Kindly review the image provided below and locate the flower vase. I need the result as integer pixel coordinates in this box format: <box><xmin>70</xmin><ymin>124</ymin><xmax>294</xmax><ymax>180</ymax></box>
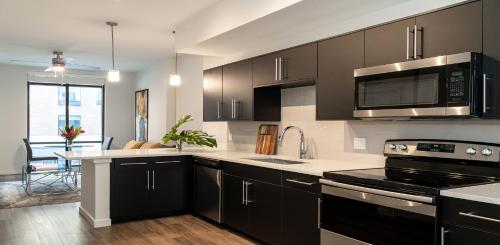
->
<box><xmin>67</xmin><ymin>140</ymin><xmax>73</xmax><ymax>151</ymax></box>
<box><xmin>175</xmin><ymin>141</ymin><xmax>183</xmax><ymax>152</ymax></box>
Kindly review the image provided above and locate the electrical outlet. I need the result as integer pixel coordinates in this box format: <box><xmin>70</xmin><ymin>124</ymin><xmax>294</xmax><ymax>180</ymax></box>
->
<box><xmin>353</xmin><ymin>138</ymin><xmax>366</xmax><ymax>150</ymax></box>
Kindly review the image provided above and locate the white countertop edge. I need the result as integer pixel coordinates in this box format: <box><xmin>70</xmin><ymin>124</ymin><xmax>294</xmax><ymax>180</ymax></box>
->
<box><xmin>54</xmin><ymin>149</ymin><xmax>384</xmax><ymax>177</ymax></box>
<box><xmin>440</xmin><ymin>183</ymin><xmax>500</xmax><ymax>206</ymax></box>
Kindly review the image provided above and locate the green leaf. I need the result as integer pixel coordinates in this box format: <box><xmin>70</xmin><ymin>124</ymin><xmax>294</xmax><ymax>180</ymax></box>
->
<box><xmin>162</xmin><ymin>115</ymin><xmax>217</xmax><ymax>148</ymax></box>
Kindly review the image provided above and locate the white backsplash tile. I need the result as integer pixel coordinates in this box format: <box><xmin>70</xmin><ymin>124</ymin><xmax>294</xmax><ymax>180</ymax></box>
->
<box><xmin>203</xmin><ymin>85</ymin><xmax>500</xmax><ymax>165</ymax></box>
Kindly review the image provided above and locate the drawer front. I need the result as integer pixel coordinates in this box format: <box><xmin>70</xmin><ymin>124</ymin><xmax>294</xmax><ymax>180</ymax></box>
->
<box><xmin>282</xmin><ymin>171</ymin><xmax>320</xmax><ymax>193</ymax></box>
<box><xmin>442</xmin><ymin>224</ymin><xmax>500</xmax><ymax>245</ymax></box>
<box><xmin>223</xmin><ymin>161</ymin><xmax>282</xmax><ymax>185</ymax></box>
<box><xmin>441</xmin><ymin>197</ymin><xmax>500</xmax><ymax>234</ymax></box>
<box><xmin>193</xmin><ymin>156</ymin><xmax>221</xmax><ymax>168</ymax></box>
<box><xmin>113</xmin><ymin>157</ymin><xmax>150</xmax><ymax>170</ymax></box>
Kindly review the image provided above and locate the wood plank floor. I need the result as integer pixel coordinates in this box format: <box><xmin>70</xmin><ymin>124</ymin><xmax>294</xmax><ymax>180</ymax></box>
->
<box><xmin>0</xmin><ymin>203</ymin><xmax>256</xmax><ymax>245</ymax></box>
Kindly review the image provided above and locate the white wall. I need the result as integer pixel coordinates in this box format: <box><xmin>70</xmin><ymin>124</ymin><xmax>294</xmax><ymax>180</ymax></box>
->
<box><xmin>0</xmin><ymin>63</ymin><xmax>137</xmax><ymax>175</ymax></box>
<box><xmin>175</xmin><ymin>54</ymin><xmax>204</xmax><ymax>130</ymax></box>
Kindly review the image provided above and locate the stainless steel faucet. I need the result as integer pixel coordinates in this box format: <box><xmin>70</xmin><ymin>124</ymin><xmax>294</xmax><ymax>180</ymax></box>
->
<box><xmin>278</xmin><ymin>126</ymin><xmax>307</xmax><ymax>159</ymax></box>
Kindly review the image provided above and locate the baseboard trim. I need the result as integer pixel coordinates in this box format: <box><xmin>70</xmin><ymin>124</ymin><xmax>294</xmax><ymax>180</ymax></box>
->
<box><xmin>79</xmin><ymin>206</ymin><xmax>111</xmax><ymax>228</ymax></box>
<box><xmin>0</xmin><ymin>170</ymin><xmax>21</xmax><ymax>175</ymax></box>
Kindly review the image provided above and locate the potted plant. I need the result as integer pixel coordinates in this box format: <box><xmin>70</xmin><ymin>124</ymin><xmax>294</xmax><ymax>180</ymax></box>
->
<box><xmin>60</xmin><ymin>125</ymin><xmax>85</xmax><ymax>150</ymax></box>
<box><xmin>162</xmin><ymin>115</ymin><xmax>217</xmax><ymax>151</ymax></box>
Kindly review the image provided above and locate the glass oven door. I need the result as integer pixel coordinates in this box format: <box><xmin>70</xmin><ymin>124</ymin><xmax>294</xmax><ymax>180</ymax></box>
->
<box><xmin>321</xmin><ymin>183</ymin><xmax>437</xmax><ymax>245</ymax></box>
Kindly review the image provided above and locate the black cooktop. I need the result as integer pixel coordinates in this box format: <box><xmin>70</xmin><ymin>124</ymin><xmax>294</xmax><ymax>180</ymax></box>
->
<box><xmin>323</xmin><ymin>167</ymin><xmax>497</xmax><ymax>197</ymax></box>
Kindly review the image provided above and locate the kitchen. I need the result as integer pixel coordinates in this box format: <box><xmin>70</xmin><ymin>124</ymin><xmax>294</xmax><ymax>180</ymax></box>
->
<box><xmin>1</xmin><ymin>0</ymin><xmax>500</xmax><ymax>244</ymax></box>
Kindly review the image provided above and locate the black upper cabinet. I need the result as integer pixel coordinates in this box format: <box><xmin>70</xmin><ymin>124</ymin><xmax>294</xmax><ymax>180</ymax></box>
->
<box><xmin>281</xmin><ymin>43</ymin><xmax>317</xmax><ymax>84</ymax></box>
<box><xmin>247</xmin><ymin>181</ymin><xmax>283</xmax><ymax>245</ymax></box>
<box><xmin>253</xmin><ymin>53</ymin><xmax>280</xmax><ymax>87</ymax></box>
<box><xmin>222</xmin><ymin>60</ymin><xmax>253</xmax><ymax>121</ymax></box>
<box><xmin>283</xmin><ymin>187</ymin><xmax>320</xmax><ymax>245</ymax></box>
<box><xmin>317</xmin><ymin>31</ymin><xmax>364</xmax><ymax>120</ymax></box>
<box><xmin>415</xmin><ymin>1</ymin><xmax>482</xmax><ymax>58</ymax></box>
<box><xmin>252</xmin><ymin>43</ymin><xmax>317</xmax><ymax>87</ymax></box>
<box><xmin>203</xmin><ymin>67</ymin><xmax>223</xmax><ymax>121</ymax></box>
<box><xmin>222</xmin><ymin>174</ymin><xmax>249</xmax><ymax>232</ymax></box>
<box><xmin>365</xmin><ymin>18</ymin><xmax>415</xmax><ymax>67</ymax></box>
<box><xmin>483</xmin><ymin>0</ymin><xmax>500</xmax><ymax>118</ymax></box>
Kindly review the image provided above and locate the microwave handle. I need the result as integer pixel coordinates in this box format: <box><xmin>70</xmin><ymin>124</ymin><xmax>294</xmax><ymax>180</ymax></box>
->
<box><xmin>483</xmin><ymin>74</ymin><xmax>491</xmax><ymax>113</ymax></box>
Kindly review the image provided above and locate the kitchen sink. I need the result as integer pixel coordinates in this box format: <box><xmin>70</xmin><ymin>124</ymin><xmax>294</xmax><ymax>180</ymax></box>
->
<box><xmin>244</xmin><ymin>157</ymin><xmax>304</xmax><ymax>165</ymax></box>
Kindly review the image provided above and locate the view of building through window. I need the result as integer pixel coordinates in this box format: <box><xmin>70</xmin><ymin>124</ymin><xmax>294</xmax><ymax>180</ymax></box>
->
<box><xmin>28</xmin><ymin>83</ymin><xmax>104</xmax><ymax>155</ymax></box>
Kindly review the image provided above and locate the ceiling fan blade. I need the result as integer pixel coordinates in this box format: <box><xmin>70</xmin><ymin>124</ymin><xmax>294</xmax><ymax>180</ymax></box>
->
<box><xmin>66</xmin><ymin>63</ymin><xmax>101</xmax><ymax>70</ymax></box>
<box><xmin>45</xmin><ymin>66</ymin><xmax>53</xmax><ymax>72</ymax></box>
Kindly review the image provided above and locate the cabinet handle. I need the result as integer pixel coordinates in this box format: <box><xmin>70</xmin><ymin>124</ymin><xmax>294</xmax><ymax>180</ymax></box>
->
<box><xmin>275</xmin><ymin>57</ymin><xmax>279</xmax><ymax>81</ymax></box>
<box><xmin>278</xmin><ymin>57</ymin><xmax>283</xmax><ymax>80</ymax></box>
<box><xmin>483</xmin><ymin>74</ymin><xmax>491</xmax><ymax>113</ymax></box>
<box><xmin>147</xmin><ymin>170</ymin><xmax>150</xmax><ymax>191</ymax></box>
<box><xmin>286</xmin><ymin>178</ymin><xmax>315</xmax><ymax>186</ymax></box>
<box><xmin>441</xmin><ymin>227</ymin><xmax>449</xmax><ymax>245</ymax></box>
<box><xmin>120</xmin><ymin>162</ymin><xmax>147</xmax><ymax>166</ymax></box>
<box><xmin>154</xmin><ymin>160</ymin><xmax>181</xmax><ymax>164</ymax></box>
<box><xmin>413</xmin><ymin>25</ymin><xmax>422</xmax><ymax>59</ymax></box>
<box><xmin>459</xmin><ymin>212</ymin><xmax>500</xmax><ymax>224</ymax></box>
<box><xmin>231</xmin><ymin>99</ymin><xmax>235</xmax><ymax>119</ymax></box>
<box><xmin>216</xmin><ymin>171</ymin><xmax>221</xmax><ymax>187</ymax></box>
<box><xmin>245</xmin><ymin>181</ymin><xmax>253</xmax><ymax>204</ymax></box>
<box><xmin>152</xmin><ymin>170</ymin><xmax>155</xmax><ymax>190</ymax></box>
<box><xmin>317</xmin><ymin>197</ymin><xmax>321</xmax><ymax>229</ymax></box>
<box><xmin>217</xmin><ymin>101</ymin><xmax>222</xmax><ymax>119</ymax></box>
<box><xmin>406</xmin><ymin>26</ymin><xmax>410</xmax><ymax>60</ymax></box>
<box><xmin>242</xmin><ymin>180</ymin><xmax>246</xmax><ymax>205</ymax></box>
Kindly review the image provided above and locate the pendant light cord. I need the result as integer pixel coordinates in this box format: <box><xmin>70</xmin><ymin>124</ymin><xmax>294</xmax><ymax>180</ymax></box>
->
<box><xmin>111</xmin><ymin>24</ymin><xmax>115</xmax><ymax>70</ymax></box>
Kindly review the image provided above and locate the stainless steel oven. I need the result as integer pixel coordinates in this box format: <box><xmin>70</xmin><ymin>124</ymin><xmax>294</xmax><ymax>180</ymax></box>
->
<box><xmin>353</xmin><ymin>52</ymin><xmax>482</xmax><ymax>119</ymax></box>
<box><xmin>319</xmin><ymin>179</ymin><xmax>437</xmax><ymax>245</ymax></box>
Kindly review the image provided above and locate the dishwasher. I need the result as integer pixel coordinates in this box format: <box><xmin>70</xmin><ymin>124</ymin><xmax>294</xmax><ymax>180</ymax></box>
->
<box><xmin>193</xmin><ymin>157</ymin><xmax>222</xmax><ymax>223</ymax></box>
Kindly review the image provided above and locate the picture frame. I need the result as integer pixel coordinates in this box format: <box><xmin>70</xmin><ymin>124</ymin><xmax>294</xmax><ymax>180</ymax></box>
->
<box><xmin>135</xmin><ymin>89</ymin><xmax>148</xmax><ymax>141</ymax></box>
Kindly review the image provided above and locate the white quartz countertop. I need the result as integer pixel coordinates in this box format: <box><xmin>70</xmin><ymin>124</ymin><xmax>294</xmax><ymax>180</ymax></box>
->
<box><xmin>55</xmin><ymin>148</ymin><xmax>384</xmax><ymax>176</ymax></box>
<box><xmin>441</xmin><ymin>183</ymin><xmax>500</xmax><ymax>205</ymax></box>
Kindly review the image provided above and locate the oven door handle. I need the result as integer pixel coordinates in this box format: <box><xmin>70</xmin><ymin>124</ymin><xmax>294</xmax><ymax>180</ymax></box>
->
<box><xmin>319</xmin><ymin>179</ymin><xmax>435</xmax><ymax>204</ymax></box>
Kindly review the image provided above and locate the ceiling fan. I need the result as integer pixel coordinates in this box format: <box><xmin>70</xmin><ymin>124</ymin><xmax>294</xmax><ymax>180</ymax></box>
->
<box><xmin>9</xmin><ymin>51</ymin><xmax>101</xmax><ymax>71</ymax></box>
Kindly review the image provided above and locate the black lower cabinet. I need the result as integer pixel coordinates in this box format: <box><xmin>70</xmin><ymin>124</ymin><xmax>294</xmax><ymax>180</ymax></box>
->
<box><xmin>110</xmin><ymin>158</ymin><xmax>150</xmax><ymax>219</ymax></box>
<box><xmin>223</xmin><ymin>174</ymin><xmax>249</xmax><ymax>232</ymax></box>
<box><xmin>442</xmin><ymin>224</ymin><xmax>500</xmax><ymax>245</ymax></box>
<box><xmin>110</xmin><ymin>156</ymin><xmax>192</xmax><ymax>221</ymax></box>
<box><xmin>283</xmin><ymin>187</ymin><xmax>320</xmax><ymax>245</ymax></box>
<box><xmin>149</xmin><ymin>158</ymin><xmax>192</xmax><ymax>215</ymax></box>
<box><xmin>247</xmin><ymin>181</ymin><xmax>283</xmax><ymax>245</ymax></box>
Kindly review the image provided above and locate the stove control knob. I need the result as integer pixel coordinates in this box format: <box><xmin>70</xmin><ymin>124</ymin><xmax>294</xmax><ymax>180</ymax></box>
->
<box><xmin>399</xmin><ymin>144</ymin><xmax>408</xmax><ymax>151</ymax></box>
<box><xmin>481</xmin><ymin>148</ymin><xmax>493</xmax><ymax>157</ymax></box>
<box><xmin>465</xmin><ymin>147</ymin><xmax>477</xmax><ymax>155</ymax></box>
<box><xmin>388</xmin><ymin>144</ymin><xmax>397</xmax><ymax>150</ymax></box>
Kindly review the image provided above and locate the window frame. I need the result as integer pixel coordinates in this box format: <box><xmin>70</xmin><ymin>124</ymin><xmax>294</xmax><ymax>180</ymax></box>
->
<box><xmin>27</xmin><ymin>82</ymin><xmax>105</xmax><ymax>148</ymax></box>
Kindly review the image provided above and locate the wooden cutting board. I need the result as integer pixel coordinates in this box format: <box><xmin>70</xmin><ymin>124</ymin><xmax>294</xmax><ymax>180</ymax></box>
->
<box><xmin>255</xmin><ymin>124</ymin><xmax>279</xmax><ymax>155</ymax></box>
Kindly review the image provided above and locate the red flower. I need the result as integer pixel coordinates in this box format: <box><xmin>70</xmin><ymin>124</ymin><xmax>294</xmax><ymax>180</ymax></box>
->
<box><xmin>80</xmin><ymin>130</ymin><xmax>86</xmax><ymax>134</ymax></box>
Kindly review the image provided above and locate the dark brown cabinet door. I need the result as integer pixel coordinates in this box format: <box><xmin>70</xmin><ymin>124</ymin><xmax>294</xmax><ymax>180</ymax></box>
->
<box><xmin>149</xmin><ymin>158</ymin><xmax>191</xmax><ymax>215</ymax></box>
<box><xmin>203</xmin><ymin>67</ymin><xmax>223</xmax><ymax>121</ymax></box>
<box><xmin>317</xmin><ymin>31</ymin><xmax>364</xmax><ymax>120</ymax></box>
<box><xmin>222</xmin><ymin>174</ymin><xmax>249</xmax><ymax>233</ymax></box>
<box><xmin>283</xmin><ymin>188</ymin><xmax>320</xmax><ymax>245</ymax></box>
<box><xmin>365</xmin><ymin>18</ymin><xmax>415</xmax><ymax>67</ymax></box>
<box><xmin>247</xmin><ymin>180</ymin><xmax>282</xmax><ymax>245</ymax></box>
<box><xmin>416</xmin><ymin>1</ymin><xmax>482</xmax><ymax>58</ymax></box>
<box><xmin>222</xmin><ymin>60</ymin><xmax>253</xmax><ymax>120</ymax></box>
<box><xmin>442</xmin><ymin>224</ymin><xmax>500</xmax><ymax>245</ymax></box>
<box><xmin>483</xmin><ymin>0</ymin><xmax>500</xmax><ymax>118</ymax></box>
<box><xmin>253</xmin><ymin>53</ymin><xmax>280</xmax><ymax>87</ymax></box>
<box><xmin>110</xmin><ymin>158</ymin><xmax>150</xmax><ymax>219</ymax></box>
<box><xmin>281</xmin><ymin>43</ymin><xmax>317</xmax><ymax>83</ymax></box>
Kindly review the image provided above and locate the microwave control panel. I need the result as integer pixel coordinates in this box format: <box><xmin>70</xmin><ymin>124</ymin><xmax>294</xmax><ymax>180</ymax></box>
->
<box><xmin>448</xmin><ymin>71</ymin><xmax>466</xmax><ymax>101</ymax></box>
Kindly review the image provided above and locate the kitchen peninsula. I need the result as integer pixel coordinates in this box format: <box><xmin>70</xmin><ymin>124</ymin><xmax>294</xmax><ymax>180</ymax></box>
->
<box><xmin>55</xmin><ymin>148</ymin><xmax>383</xmax><ymax>228</ymax></box>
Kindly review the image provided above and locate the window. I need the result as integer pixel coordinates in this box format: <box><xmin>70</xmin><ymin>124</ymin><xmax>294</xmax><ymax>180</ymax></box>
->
<box><xmin>58</xmin><ymin>87</ymin><xmax>81</xmax><ymax>106</ymax></box>
<box><xmin>29</xmin><ymin>83</ymin><xmax>104</xmax><ymax>148</ymax></box>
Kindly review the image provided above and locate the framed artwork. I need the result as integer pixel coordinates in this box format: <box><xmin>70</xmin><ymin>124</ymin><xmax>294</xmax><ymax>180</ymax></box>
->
<box><xmin>135</xmin><ymin>89</ymin><xmax>148</xmax><ymax>141</ymax></box>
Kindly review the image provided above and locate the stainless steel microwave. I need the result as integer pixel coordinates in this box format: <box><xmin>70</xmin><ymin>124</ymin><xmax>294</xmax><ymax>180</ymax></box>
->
<box><xmin>353</xmin><ymin>52</ymin><xmax>483</xmax><ymax>119</ymax></box>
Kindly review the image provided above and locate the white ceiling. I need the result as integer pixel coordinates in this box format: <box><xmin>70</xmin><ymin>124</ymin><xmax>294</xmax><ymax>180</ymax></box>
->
<box><xmin>0</xmin><ymin>0</ymin><xmax>219</xmax><ymax>71</ymax></box>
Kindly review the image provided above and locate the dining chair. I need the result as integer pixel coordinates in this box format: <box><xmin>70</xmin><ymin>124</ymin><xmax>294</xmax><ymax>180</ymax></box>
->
<box><xmin>22</xmin><ymin>138</ymin><xmax>68</xmax><ymax>195</ymax></box>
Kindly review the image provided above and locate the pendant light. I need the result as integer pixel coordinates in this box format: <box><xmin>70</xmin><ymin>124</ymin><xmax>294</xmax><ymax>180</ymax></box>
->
<box><xmin>169</xmin><ymin>53</ymin><xmax>181</xmax><ymax>86</ymax></box>
<box><xmin>106</xmin><ymin>21</ymin><xmax>120</xmax><ymax>82</ymax></box>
